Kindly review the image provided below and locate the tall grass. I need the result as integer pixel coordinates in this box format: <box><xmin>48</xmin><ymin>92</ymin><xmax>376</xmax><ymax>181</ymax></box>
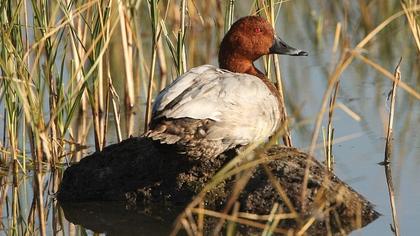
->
<box><xmin>0</xmin><ymin>0</ymin><xmax>419</xmax><ymax>235</ymax></box>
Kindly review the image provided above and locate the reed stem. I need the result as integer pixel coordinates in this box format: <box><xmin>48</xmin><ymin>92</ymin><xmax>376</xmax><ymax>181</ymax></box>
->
<box><xmin>144</xmin><ymin>0</ymin><xmax>160</xmax><ymax>131</ymax></box>
<box><xmin>267</xmin><ymin>0</ymin><xmax>293</xmax><ymax>147</ymax></box>
<box><xmin>383</xmin><ymin>58</ymin><xmax>402</xmax><ymax>164</ymax></box>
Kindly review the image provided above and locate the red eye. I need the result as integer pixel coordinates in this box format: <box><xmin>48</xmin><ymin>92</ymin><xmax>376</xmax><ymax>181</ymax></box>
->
<box><xmin>254</xmin><ymin>27</ymin><xmax>262</xmax><ymax>33</ymax></box>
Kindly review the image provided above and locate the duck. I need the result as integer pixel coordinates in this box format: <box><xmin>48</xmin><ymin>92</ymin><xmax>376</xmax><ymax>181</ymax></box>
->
<box><xmin>145</xmin><ymin>16</ymin><xmax>307</xmax><ymax>159</ymax></box>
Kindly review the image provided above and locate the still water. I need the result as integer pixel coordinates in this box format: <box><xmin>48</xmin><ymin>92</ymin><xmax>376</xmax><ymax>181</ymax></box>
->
<box><xmin>1</xmin><ymin>1</ymin><xmax>419</xmax><ymax>235</ymax></box>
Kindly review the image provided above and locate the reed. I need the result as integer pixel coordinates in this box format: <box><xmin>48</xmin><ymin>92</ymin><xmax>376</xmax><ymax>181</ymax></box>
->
<box><xmin>267</xmin><ymin>0</ymin><xmax>293</xmax><ymax>147</ymax></box>
<box><xmin>381</xmin><ymin>58</ymin><xmax>402</xmax><ymax>236</ymax></box>
<box><xmin>144</xmin><ymin>0</ymin><xmax>160</xmax><ymax>131</ymax></box>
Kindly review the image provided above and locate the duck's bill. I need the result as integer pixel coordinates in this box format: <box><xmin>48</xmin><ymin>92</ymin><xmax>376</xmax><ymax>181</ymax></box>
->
<box><xmin>269</xmin><ymin>35</ymin><xmax>308</xmax><ymax>56</ymax></box>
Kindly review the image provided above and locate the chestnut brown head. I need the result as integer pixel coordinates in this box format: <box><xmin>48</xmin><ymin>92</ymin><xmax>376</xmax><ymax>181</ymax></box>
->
<box><xmin>218</xmin><ymin>16</ymin><xmax>307</xmax><ymax>73</ymax></box>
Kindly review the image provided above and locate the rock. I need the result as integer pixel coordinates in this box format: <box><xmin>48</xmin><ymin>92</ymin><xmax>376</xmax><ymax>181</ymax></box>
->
<box><xmin>58</xmin><ymin>137</ymin><xmax>379</xmax><ymax>235</ymax></box>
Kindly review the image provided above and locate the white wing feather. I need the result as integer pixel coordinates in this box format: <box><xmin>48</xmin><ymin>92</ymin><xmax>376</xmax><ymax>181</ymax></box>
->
<box><xmin>152</xmin><ymin>65</ymin><xmax>280</xmax><ymax>146</ymax></box>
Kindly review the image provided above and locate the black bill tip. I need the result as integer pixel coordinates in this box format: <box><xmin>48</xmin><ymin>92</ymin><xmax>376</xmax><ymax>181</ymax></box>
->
<box><xmin>297</xmin><ymin>51</ymin><xmax>309</xmax><ymax>56</ymax></box>
<box><xmin>270</xmin><ymin>35</ymin><xmax>308</xmax><ymax>57</ymax></box>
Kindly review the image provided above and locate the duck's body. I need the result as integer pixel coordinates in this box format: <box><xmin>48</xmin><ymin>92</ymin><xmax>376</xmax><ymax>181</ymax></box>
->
<box><xmin>146</xmin><ymin>16</ymin><xmax>307</xmax><ymax>159</ymax></box>
<box><xmin>148</xmin><ymin>65</ymin><xmax>281</xmax><ymax>158</ymax></box>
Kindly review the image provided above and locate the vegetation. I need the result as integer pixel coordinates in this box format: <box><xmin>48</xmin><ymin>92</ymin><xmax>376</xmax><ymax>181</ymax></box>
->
<box><xmin>0</xmin><ymin>0</ymin><xmax>419</xmax><ymax>235</ymax></box>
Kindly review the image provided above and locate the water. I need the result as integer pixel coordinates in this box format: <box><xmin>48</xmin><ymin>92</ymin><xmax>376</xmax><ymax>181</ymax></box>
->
<box><xmin>1</xmin><ymin>1</ymin><xmax>419</xmax><ymax>235</ymax></box>
<box><xmin>59</xmin><ymin>202</ymin><xmax>177</xmax><ymax>235</ymax></box>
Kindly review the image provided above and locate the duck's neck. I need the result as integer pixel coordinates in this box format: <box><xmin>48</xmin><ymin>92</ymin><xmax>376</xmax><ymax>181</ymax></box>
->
<box><xmin>219</xmin><ymin>51</ymin><xmax>265</xmax><ymax>79</ymax></box>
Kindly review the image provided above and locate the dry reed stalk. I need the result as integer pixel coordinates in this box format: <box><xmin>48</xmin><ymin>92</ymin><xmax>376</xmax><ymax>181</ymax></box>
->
<box><xmin>50</xmin><ymin>171</ymin><xmax>64</xmax><ymax>234</ymax></box>
<box><xmin>401</xmin><ymin>0</ymin><xmax>420</xmax><ymax>52</ymax></box>
<box><xmin>72</xmin><ymin>111</ymin><xmax>88</xmax><ymax>163</ymax></box>
<box><xmin>324</xmin><ymin>21</ymin><xmax>342</xmax><ymax>171</ymax></box>
<box><xmin>326</xmin><ymin>81</ymin><xmax>339</xmax><ymax>171</ymax></box>
<box><xmin>39</xmin><ymin>2</ymin><xmax>61</xmax><ymax>168</ymax></box>
<box><xmin>144</xmin><ymin>40</ymin><xmax>158</xmax><ymax>132</ymax></box>
<box><xmin>104</xmin><ymin>2</ymin><xmax>123</xmax><ymax>142</ymax></box>
<box><xmin>212</xmin><ymin>168</ymin><xmax>254</xmax><ymax>235</ymax></box>
<box><xmin>34</xmin><ymin>143</ymin><xmax>46</xmax><ymax>236</ymax></box>
<box><xmin>67</xmin><ymin>4</ymin><xmax>91</xmax><ymax>154</ymax></box>
<box><xmin>224</xmin><ymin>0</ymin><xmax>235</xmax><ymax>32</ymax></box>
<box><xmin>68</xmin><ymin>222</ymin><xmax>76</xmax><ymax>236</ymax></box>
<box><xmin>34</xmin><ymin>173</ymin><xmax>46</xmax><ymax>236</ymax></box>
<box><xmin>77</xmin><ymin>19</ymin><xmax>89</xmax><ymax>113</ymax></box>
<box><xmin>0</xmin><ymin>178</ymin><xmax>7</xmax><ymax>230</ymax></box>
<box><xmin>331</xmin><ymin>208</ymin><xmax>347</xmax><ymax>235</ymax></box>
<box><xmin>108</xmin><ymin>75</ymin><xmax>123</xmax><ymax>142</ymax></box>
<box><xmin>92</xmin><ymin>95</ymin><xmax>104</xmax><ymax>151</ymax></box>
<box><xmin>180</xmin><ymin>217</ymin><xmax>195</xmax><ymax>236</ymax></box>
<box><xmin>97</xmin><ymin>63</ymin><xmax>106</xmax><ymax>149</ymax></box>
<box><xmin>358</xmin><ymin>0</ymin><xmax>374</xmax><ymax>31</ymax></box>
<box><xmin>189</xmin><ymin>208</ymin><xmax>290</xmax><ymax>234</ymax></box>
<box><xmin>383</xmin><ymin>58</ymin><xmax>402</xmax><ymax>164</ymax></box>
<box><xmin>296</xmin><ymin>215</ymin><xmax>318</xmax><ymax>236</ymax></box>
<box><xmin>178</xmin><ymin>0</ymin><xmax>187</xmax><ymax>75</ymax></box>
<box><xmin>9</xmin><ymin>119</ymin><xmax>18</xmax><ymax>236</ymax></box>
<box><xmin>100</xmin><ymin>2</ymin><xmax>113</xmax><ymax>148</ymax></box>
<box><xmin>379</xmin><ymin>59</ymin><xmax>402</xmax><ymax>236</ymax></box>
<box><xmin>197</xmin><ymin>201</ymin><xmax>205</xmax><ymax>236</ymax></box>
<box><xmin>332</xmin><ymin>22</ymin><xmax>342</xmax><ymax>55</ymax></box>
<box><xmin>262</xmin><ymin>164</ymin><xmax>300</xmax><ymax>221</ymax></box>
<box><xmin>91</xmin><ymin>2</ymin><xmax>115</xmax><ymax>150</ymax></box>
<box><xmin>125</xmin><ymin>111</ymin><xmax>135</xmax><ymax>138</ymax></box>
<box><xmin>267</xmin><ymin>0</ymin><xmax>293</xmax><ymax>147</ymax></box>
<box><xmin>335</xmin><ymin>102</ymin><xmax>361</xmax><ymax>121</ymax></box>
<box><xmin>103</xmin><ymin>87</ymin><xmax>110</xmax><ymax>152</ymax></box>
<box><xmin>118</xmin><ymin>1</ymin><xmax>135</xmax><ymax>110</ymax></box>
<box><xmin>144</xmin><ymin>0</ymin><xmax>160</xmax><ymax>132</ymax></box>
<box><xmin>157</xmin><ymin>37</ymin><xmax>168</xmax><ymax>91</ymax></box>
<box><xmin>355</xmin><ymin>200</ymin><xmax>363</xmax><ymax>230</ymax></box>
<box><xmin>185</xmin><ymin>208</ymin><xmax>199</xmax><ymax>235</ymax></box>
<box><xmin>225</xmin><ymin>202</ymin><xmax>240</xmax><ymax>235</ymax></box>
<box><xmin>24</xmin><ymin>197</ymin><xmax>36</xmax><ymax>236</ymax></box>
<box><xmin>12</xmin><ymin>184</ymin><xmax>17</xmax><ymax>235</ymax></box>
<box><xmin>262</xmin><ymin>203</ymin><xmax>279</xmax><ymax>234</ymax></box>
<box><xmin>236</xmin><ymin>211</ymin><xmax>296</xmax><ymax>221</ymax></box>
<box><xmin>97</xmin><ymin>26</ymin><xmax>105</xmax><ymax>119</ymax></box>
<box><xmin>72</xmin><ymin>12</ymin><xmax>118</xmax><ymax>150</ymax></box>
<box><xmin>384</xmin><ymin>164</ymin><xmax>401</xmax><ymax>236</ymax></box>
<box><xmin>265</xmin><ymin>206</ymin><xmax>284</xmax><ymax>235</ymax></box>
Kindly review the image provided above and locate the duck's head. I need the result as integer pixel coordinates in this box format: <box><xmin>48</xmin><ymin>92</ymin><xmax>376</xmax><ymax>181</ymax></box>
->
<box><xmin>219</xmin><ymin>16</ymin><xmax>307</xmax><ymax>76</ymax></box>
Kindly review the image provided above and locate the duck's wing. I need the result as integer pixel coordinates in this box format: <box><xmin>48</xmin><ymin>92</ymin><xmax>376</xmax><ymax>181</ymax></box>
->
<box><xmin>152</xmin><ymin>65</ymin><xmax>280</xmax><ymax>145</ymax></box>
<box><xmin>152</xmin><ymin>65</ymin><xmax>221</xmax><ymax>119</ymax></box>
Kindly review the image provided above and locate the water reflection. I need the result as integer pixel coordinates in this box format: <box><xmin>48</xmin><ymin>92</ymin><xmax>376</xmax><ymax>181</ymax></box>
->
<box><xmin>60</xmin><ymin>202</ymin><xmax>178</xmax><ymax>236</ymax></box>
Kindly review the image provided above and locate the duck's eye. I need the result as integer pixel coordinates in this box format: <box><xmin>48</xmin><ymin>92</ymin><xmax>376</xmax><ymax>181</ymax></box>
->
<box><xmin>254</xmin><ymin>27</ymin><xmax>262</xmax><ymax>33</ymax></box>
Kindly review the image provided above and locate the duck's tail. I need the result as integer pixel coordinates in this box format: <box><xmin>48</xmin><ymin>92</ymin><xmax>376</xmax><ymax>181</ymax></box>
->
<box><xmin>144</xmin><ymin>117</ymin><xmax>230</xmax><ymax>159</ymax></box>
<box><xmin>144</xmin><ymin>123</ymin><xmax>182</xmax><ymax>145</ymax></box>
